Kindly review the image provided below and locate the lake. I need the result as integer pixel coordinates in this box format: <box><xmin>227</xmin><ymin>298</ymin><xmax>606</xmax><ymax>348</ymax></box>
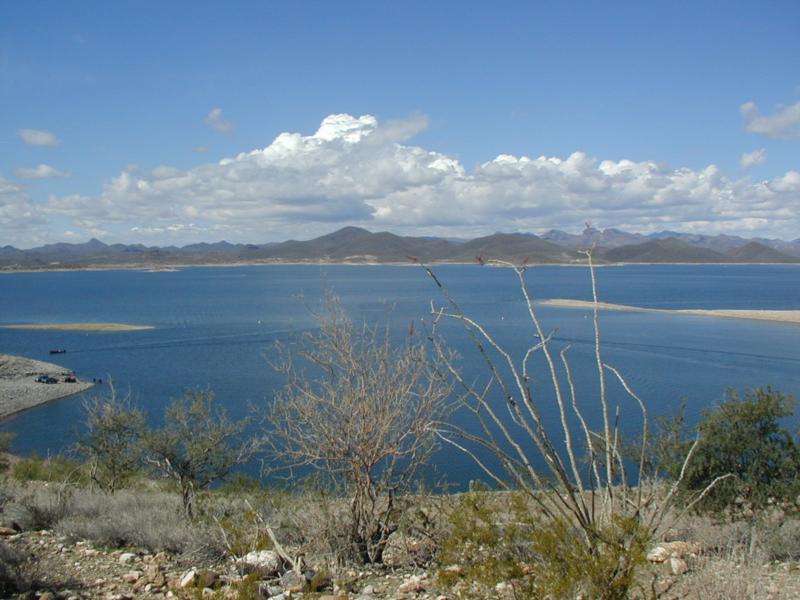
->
<box><xmin>1</xmin><ymin>263</ymin><xmax>799</xmax><ymax>486</ymax></box>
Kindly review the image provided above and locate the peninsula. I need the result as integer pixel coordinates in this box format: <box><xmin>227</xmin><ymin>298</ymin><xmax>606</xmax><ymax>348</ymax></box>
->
<box><xmin>0</xmin><ymin>353</ymin><xmax>94</xmax><ymax>420</ymax></box>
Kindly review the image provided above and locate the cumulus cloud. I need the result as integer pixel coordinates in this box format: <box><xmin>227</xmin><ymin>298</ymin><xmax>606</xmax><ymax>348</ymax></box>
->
<box><xmin>18</xmin><ymin>128</ymin><xmax>61</xmax><ymax>147</ymax></box>
<box><xmin>34</xmin><ymin>113</ymin><xmax>800</xmax><ymax>244</ymax></box>
<box><xmin>0</xmin><ymin>176</ymin><xmax>49</xmax><ymax>246</ymax></box>
<box><xmin>741</xmin><ymin>100</ymin><xmax>800</xmax><ymax>139</ymax></box>
<box><xmin>204</xmin><ymin>108</ymin><xmax>234</xmax><ymax>134</ymax></box>
<box><xmin>15</xmin><ymin>164</ymin><xmax>70</xmax><ymax>179</ymax></box>
<box><xmin>739</xmin><ymin>148</ymin><xmax>767</xmax><ymax>170</ymax></box>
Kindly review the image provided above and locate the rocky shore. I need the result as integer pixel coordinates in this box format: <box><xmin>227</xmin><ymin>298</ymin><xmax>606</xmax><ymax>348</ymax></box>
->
<box><xmin>0</xmin><ymin>354</ymin><xmax>93</xmax><ymax>420</ymax></box>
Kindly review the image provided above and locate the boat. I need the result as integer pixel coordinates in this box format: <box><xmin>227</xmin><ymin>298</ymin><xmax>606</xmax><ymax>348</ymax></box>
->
<box><xmin>49</xmin><ymin>349</ymin><xmax>66</xmax><ymax>354</ymax></box>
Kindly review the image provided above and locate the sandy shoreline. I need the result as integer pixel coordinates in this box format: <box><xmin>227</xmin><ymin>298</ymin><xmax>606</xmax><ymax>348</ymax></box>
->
<box><xmin>0</xmin><ymin>353</ymin><xmax>94</xmax><ymax>420</ymax></box>
<box><xmin>540</xmin><ymin>299</ymin><xmax>800</xmax><ymax>325</ymax></box>
<box><xmin>2</xmin><ymin>322</ymin><xmax>154</xmax><ymax>332</ymax></box>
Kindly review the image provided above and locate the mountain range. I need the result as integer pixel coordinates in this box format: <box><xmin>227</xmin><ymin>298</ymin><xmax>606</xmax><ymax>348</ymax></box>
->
<box><xmin>2</xmin><ymin>226</ymin><xmax>800</xmax><ymax>269</ymax></box>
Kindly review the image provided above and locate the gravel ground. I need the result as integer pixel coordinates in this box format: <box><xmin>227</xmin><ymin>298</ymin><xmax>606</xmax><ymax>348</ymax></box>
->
<box><xmin>0</xmin><ymin>353</ymin><xmax>93</xmax><ymax>420</ymax></box>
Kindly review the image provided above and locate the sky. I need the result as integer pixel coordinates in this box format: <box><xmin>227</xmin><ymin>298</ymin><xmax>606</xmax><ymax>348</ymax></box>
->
<box><xmin>1</xmin><ymin>1</ymin><xmax>799</xmax><ymax>248</ymax></box>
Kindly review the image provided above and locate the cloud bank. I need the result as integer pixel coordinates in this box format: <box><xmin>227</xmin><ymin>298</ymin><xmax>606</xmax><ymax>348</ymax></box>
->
<box><xmin>4</xmin><ymin>113</ymin><xmax>800</xmax><ymax>247</ymax></box>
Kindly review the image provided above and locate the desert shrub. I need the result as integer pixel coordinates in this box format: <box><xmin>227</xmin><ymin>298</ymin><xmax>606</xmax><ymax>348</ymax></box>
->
<box><xmin>653</xmin><ymin>387</ymin><xmax>800</xmax><ymax>512</ymax></box>
<box><xmin>0</xmin><ymin>542</ymin><xmax>27</xmax><ymax>596</ymax></box>
<box><xmin>438</xmin><ymin>490</ymin><xmax>652</xmax><ymax>600</ymax></box>
<box><xmin>421</xmin><ymin>257</ymin><xmax>702</xmax><ymax>598</ymax></box>
<box><xmin>266</xmin><ymin>295</ymin><xmax>453</xmax><ymax>564</ymax></box>
<box><xmin>144</xmin><ymin>388</ymin><xmax>261</xmax><ymax>519</ymax></box>
<box><xmin>438</xmin><ymin>491</ymin><xmax>532</xmax><ymax>594</ymax></box>
<box><xmin>0</xmin><ymin>432</ymin><xmax>14</xmax><ymax>473</ymax></box>
<box><xmin>54</xmin><ymin>487</ymin><xmax>224</xmax><ymax>556</ymax></box>
<box><xmin>75</xmin><ymin>388</ymin><xmax>146</xmax><ymax>492</ymax></box>
<box><xmin>11</xmin><ymin>453</ymin><xmax>88</xmax><ymax>485</ymax></box>
<box><xmin>3</xmin><ymin>481</ymin><xmax>75</xmax><ymax>531</ymax></box>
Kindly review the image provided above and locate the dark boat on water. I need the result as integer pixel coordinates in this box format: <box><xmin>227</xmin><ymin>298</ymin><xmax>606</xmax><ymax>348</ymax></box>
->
<box><xmin>49</xmin><ymin>349</ymin><xmax>66</xmax><ymax>355</ymax></box>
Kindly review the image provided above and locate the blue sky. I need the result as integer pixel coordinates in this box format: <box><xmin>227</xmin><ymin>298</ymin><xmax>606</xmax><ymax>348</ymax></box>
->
<box><xmin>2</xmin><ymin>1</ymin><xmax>799</xmax><ymax>247</ymax></box>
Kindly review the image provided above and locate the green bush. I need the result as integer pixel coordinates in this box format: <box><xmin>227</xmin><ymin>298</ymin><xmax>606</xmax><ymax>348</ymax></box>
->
<box><xmin>657</xmin><ymin>387</ymin><xmax>800</xmax><ymax>512</ymax></box>
<box><xmin>10</xmin><ymin>454</ymin><xmax>88</xmax><ymax>485</ymax></box>
<box><xmin>437</xmin><ymin>491</ymin><xmax>652</xmax><ymax>599</ymax></box>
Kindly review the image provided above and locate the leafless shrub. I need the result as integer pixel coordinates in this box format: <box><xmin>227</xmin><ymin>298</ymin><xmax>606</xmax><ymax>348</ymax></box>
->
<box><xmin>265</xmin><ymin>295</ymin><xmax>454</xmax><ymax>564</ymax></box>
<box><xmin>419</xmin><ymin>255</ymin><xmax>728</xmax><ymax>598</ymax></box>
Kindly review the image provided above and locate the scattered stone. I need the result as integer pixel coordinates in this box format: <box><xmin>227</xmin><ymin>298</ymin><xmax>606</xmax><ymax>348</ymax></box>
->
<box><xmin>361</xmin><ymin>584</ymin><xmax>376</xmax><ymax>595</ymax></box>
<box><xmin>0</xmin><ymin>526</ymin><xmax>18</xmax><ymax>536</ymax></box>
<box><xmin>179</xmin><ymin>568</ymin><xmax>197</xmax><ymax>588</ymax></box>
<box><xmin>398</xmin><ymin>575</ymin><xmax>426</xmax><ymax>593</ymax></box>
<box><xmin>196</xmin><ymin>569</ymin><xmax>220</xmax><ymax>589</ymax></box>
<box><xmin>647</xmin><ymin>546</ymin><xmax>670</xmax><ymax>563</ymax></box>
<box><xmin>648</xmin><ymin>541</ymin><xmax>702</xmax><ymax>563</ymax></box>
<box><xmin>122</xmin><ymin>570</ymin><xmax>142</xmax><ymax>583</ymax></box>
<box><xmin>280</xmin><ymin>569</ymin><xmax>307</xmax><ymax>593</ymax></box>
<box><xmin>669</xmin><ymin>557</ymin><xmax>689</xmax><ymax>576</ymax></box>
<box><xmin>237</xmin><ymin>549</ymin><xmax>283</xmax><ymax>576</ymax></box>
<box><xmin>118</xmin><ymin>552</ymin><xmax>137</xmax><ymax>564</ymax></box>
<box><xmin>443</xmin><ymin>564</ymin><xmax>464</xmax><ymax>576</ymax></box>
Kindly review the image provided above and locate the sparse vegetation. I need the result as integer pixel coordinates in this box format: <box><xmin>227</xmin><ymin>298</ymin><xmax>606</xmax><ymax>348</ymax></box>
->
<box><xmin>143</xmin><ymin>388</ymin><xmax>261</xmax><ymax>519</ymax></box>
<box><xmin>265</xmin><ymin>295</ymin><xmax>453</xmax><ymax>563</ymax></box>
<box><xmin>75</xmin><ymin>385</ymin><xmax>146</xmax><ymax>493</ymax></box>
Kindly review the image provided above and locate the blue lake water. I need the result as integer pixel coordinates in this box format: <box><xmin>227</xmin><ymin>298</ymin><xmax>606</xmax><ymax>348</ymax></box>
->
<box><xmin>1</xmin><ymin>263</ymin><xmax>799</xmax><ymax>486</ymax></box>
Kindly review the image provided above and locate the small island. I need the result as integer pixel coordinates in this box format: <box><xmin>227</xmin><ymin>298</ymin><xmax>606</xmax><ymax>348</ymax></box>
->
<box><xmin>1</xmin><ymin>322</ymin><xmax>155</xmax><ymax>332</ymax></box>
<box><xmin>541</xmin><ymin>299</ymin><xmax>800</xmax><ymax>325</ymax></box>
<box><xmin>0</xmin><ymin>353</ymin><xmax>94</xmax><ymax>419</ymax></box>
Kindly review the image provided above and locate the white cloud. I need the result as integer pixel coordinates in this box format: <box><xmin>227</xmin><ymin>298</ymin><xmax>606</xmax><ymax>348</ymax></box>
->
<box><xmin>739</xmin><ymin>148</ymin><xmax>767</xmax><ymax>170</ymax></box>
<box><xmin>204</xmin><ymin>108</ymin><xmax>234</xmax><ymax>134</ymax></box>
<box><xmin>31</xmin><ymin>113</ymin><xmax>800</xmax><ymax>244</ymax></box>
<box><xmin>740</xmin><ymin>100</ymin><xmax>800</xmax><ymax>139</ymax></box>
<box><xmin>15</xmin><ymin>164</ymin><xmax>70</xmax><ymax>179</ymax></box>
<box><xmin>18</xmin><ymin>128</ymin><xmax>61</xmax><ymax>147</ymax></box>
<box><xmin>0</xmin><ymin>176</ymin><xmax>48</xmax><ymax>247</ymax></box>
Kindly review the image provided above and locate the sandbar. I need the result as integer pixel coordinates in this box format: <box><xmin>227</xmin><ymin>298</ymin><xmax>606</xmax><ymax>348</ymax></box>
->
<box><xmin>0</xmin><ymin>353</ymin><xmax>94</xmax><ymax>420</ymax></box>
<box><xmin>540</xmin><ymin>299</ymin><xmax>800</xmax><ymax>325</ymax></box>
<box><xmin>2</xmin><ymin>322</ymin><xmax>154</xmax><ymax>332</ymax></box>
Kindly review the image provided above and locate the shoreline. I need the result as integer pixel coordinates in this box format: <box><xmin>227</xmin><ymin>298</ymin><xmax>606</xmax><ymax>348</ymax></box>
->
<box><xmin>3</xmin><ymin>259</ymin><xmax>800</xmax><ymax>274</ymax></box>
<box><xmin>540</xmin><ymin>299</ymin><xmax>800</xmax><ymax>325</ymax></box>
<box><xmin>0</xmin><ymin>353</ymin><xmax>94</xmax><ymax>420</ymax></box>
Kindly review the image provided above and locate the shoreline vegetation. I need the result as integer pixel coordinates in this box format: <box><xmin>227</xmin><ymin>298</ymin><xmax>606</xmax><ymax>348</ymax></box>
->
<box><xmin>541</xmin><ymin>298</ymin><xmax>800</xmax><ymax>325</ymax></box>
<box><xmin>0</xmin><ymin>353</ymin><xmax>94</xmax><ymax>420</ymax></box>
<box><xmin>1</xmin><ymin>323</ymin><xmax>155</xmax><ymax>332</ymax></box>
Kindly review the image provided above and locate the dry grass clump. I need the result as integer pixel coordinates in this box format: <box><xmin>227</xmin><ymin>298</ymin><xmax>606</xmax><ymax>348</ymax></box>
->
<box><xmin>2</xmin><ymin>481</ymin><xmax>224</xmax><ymax>557</ymax></box>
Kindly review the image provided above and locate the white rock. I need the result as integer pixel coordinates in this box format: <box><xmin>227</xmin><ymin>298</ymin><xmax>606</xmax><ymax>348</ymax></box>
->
<box><xmin>669</xmin><ymin>557</ymin><xmax>688</xmax><ymax>576</ymax></box>
<box><xmin>179</xmin><ymin>568</ymin><xmax>197</xmax><ymax>589</ymax></box>
<box><xmin>119</xmin><ymin>552</ymin><xmax>137</xmax><ymax>564</ymax></box>
<box><xmin>236</xmin><ymin>550</ymin><xmax>282</xmax><ymax>576</ymax></box>
<box><xmin>646</xmin><ymin>546</ymin><xmax>670</xmax><ymax>563</ymax></box>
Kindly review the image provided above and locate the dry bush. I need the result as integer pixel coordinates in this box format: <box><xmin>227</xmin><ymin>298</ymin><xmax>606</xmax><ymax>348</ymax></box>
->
<box><xmin>0</xmin><ymin>542</ymin><xmax>28</xmax><ymax>596</ymax></box>
<box><xmin>2</xmin><ymin>481</ymin><xmax>224</xmax><ymax>556</ymax></box>
<box><xmin>55</xmin><ymin>487</ymin><xmax>224</xmax><ymax>556</ymax></box>
<box><xmin>3</xmin><ymin>481</ymin><xmax>75</xmax><ymax>531</ymax></box>
<box><xmin>266</xmin><ymin>295</ymin><xmax>453</xmax><ymax>564</ymax></box>
<box><xmin>683</xmin><ymin>557</ymin><xmax>786</xmax><ymax>600</ymax></box>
